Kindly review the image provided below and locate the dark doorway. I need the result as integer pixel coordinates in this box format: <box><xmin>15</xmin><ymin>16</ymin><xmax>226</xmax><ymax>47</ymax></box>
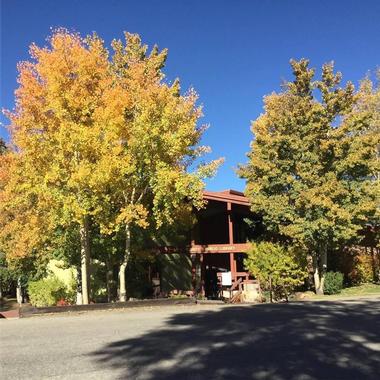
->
<box><xmin>203</xmin><ymin>254</ymin><xmax>230</xmax><ymax>299</ymax></box>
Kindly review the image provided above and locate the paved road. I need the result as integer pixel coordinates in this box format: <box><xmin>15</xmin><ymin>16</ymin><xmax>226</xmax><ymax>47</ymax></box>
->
<box><xmin>1</xmin><ymin>298</ymin><xmax>380</xmax><ymax>380</ymax></box>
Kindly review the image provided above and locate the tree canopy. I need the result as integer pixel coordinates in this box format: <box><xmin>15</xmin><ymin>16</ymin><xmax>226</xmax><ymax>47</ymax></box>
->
<box><xmin>0</xmin><ymin>30</ymin><xmax>221</xmax><ymax>303</ymax></box>
<box><xmin>239</xmin><ymin>59</ymin><xmax>379</xmax><ymax>294</ymax></box>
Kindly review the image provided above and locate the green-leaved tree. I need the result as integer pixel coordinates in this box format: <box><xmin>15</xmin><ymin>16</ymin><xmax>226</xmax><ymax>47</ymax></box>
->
<box><xmin>240</xmin><ymin>59</ymin><xmax>378</xmax><ymax>294</ymax></box>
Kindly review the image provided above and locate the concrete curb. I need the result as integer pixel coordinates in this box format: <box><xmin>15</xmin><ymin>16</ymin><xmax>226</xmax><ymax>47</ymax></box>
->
<box><xmin>195</xmin><ymin>299</ymin><xmax>226</xmax><ymax>305</ymax></box>
<box><xmin>20</xmin><ymin>297</ymin><xmax>197</xmax><ymax>317</ymax></box>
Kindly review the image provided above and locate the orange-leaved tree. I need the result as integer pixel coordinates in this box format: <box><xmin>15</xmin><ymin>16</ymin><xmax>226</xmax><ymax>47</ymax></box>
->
<box><xmin>3</xmin><ymin>30</ymin><xmax>222</xmax><ymax>303</ymax></box>
<box><xmin>4</xmin><ymin>30</ymin><xmax>111</xmax><ymax>304</ymax></box>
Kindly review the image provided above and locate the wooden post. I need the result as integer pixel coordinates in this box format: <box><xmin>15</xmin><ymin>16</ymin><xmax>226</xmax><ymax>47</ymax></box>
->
<box><xmin>190</xmin><ymin>229</ymin><xmax>198</xmax><ymax>297</ymax></box>
<box><xmin>227</xmin><ymin>202</ymin><xmax>233</xmax><ymax>245</ymax></box>
<box><xmin>227</xmin><ymin>202</ymin><xmax>236</xmax><ymax>279</ymax></box>
<box><xmin>229</xmin><ymin>252</ymin><xmax>235</xmax><ymax>279</ymax></box>
<box><xmin>191</xmin><ymin>254</ymin><xmax>197</xmax><ymax>296</ymax></box>
<box><xmin>200</xmin><ymin>253</ymin><xmax>205</xmax><ymax>297</ymax></box>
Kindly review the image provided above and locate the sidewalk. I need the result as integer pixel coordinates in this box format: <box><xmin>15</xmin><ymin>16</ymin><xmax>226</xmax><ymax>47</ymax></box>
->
<box><xmin>0</xmin><ymin>298</ymin><xmax>20</xmax><ymax>319</ymax></box>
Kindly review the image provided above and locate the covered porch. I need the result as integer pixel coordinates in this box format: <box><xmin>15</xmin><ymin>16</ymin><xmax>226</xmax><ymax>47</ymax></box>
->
<box><xmin>188</xmin><ymin>190</ymin><xmax>260</xmax><ymax>301</ymax></box>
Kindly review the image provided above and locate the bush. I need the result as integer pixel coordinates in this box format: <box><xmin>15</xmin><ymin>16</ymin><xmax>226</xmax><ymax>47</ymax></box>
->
<box><xmin>324</xmin><ymin>271</ymin><xmax>344</xmax><ymax>295</ymax></box>
<box><xmin>334</xmin><ymin>246</ymin><xmax>377</xmax><ymax>286</ymax></box>
<box><xmin>244</xmin><ymin>242</ymin><xmax>307</xmax><ymax>302</ymax></box>
<box><xmin>350</xmin><ymin>249</ymin><xmax>375</xmax><ymax>285</ymax></box>
<box><xmin>28</xmin><ymin>276</ymin><xmax>68</xmax><ymax>307</ymax></box>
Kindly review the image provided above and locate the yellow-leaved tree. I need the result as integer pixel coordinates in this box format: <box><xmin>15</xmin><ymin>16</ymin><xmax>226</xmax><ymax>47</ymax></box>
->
<box><xmin>92</xmin><ymin>33</ymin><xmax>222</xmax><ymax>301</ymax></box>
<box><xmin>2</xmin><ymin>30</ymin><xmax>222</xmax><ymax>303</ymax></box>
<box><xmin>3</xmin><ymin>30</ymin><xmax>112</xmax><ymax>304</ymax></box>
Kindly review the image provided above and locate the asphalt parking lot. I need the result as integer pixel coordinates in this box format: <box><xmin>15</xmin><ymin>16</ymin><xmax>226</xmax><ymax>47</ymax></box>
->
<box><xmin>1</xmin><ymin>298</ymin><xmax>379</xmax><ymax>380</ymax></box>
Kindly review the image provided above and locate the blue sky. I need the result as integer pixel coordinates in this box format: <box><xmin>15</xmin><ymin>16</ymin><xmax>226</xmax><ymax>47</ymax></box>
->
<box><xmin>1</xmin><ymin>0</ymin><xmax>379</xmax><ymax>191</ymax></box>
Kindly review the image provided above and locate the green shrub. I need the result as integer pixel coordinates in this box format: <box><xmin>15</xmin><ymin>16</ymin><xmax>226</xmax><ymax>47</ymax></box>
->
<box><xmin>324</xmin><ymin>271</ymin><xmax>344</xmax><ymax>295</ymax></box>
<box><xmin>244</xmin><ymin>242</ymin><xmax>307</xmax><ymax>302</ymax></box>
<box><xmin>28</xmin><ymin>276</ymin><xmax>68</xmax><ymax>307</ymax></box>
<box><xmin>67</xmin><ymin>277</ymin><xmax>78</xmax><ymax>304</ymax></box>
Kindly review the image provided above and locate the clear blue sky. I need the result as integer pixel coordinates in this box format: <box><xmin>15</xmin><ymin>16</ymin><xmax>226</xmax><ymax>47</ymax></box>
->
<box><xmin>1</xmin><ymin>0</ymin><xmax>379</xmax><ymax>191</ymax></box>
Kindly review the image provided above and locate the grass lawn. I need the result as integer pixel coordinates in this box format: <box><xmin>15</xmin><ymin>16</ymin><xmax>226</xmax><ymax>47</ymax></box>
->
<box><xmin>308</xmin><ymin>283</ymin><xmax>380</xmax><ymax>300</ymax></box>
<box><xmin>339</xmin><ymin>283</ymin><xmax>380</xmax><ymax>296</ymax></box>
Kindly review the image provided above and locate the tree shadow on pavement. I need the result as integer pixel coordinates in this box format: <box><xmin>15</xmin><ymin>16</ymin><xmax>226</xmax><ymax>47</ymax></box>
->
<box><xmin>90</xmin><ymin>299</ymin><xmax>380</xmax><ymax>379</ymax></box>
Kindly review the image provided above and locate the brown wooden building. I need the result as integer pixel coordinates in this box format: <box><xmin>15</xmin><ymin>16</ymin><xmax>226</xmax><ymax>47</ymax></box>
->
<box><xmin>159</xmin><ymin>189</ymin><xmax>261</xmax><ymax>299</ymax></box>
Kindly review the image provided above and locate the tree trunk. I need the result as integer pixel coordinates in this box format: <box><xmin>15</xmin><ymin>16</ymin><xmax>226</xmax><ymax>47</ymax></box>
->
<box><xmin>16</xmin><ymin>277</ymin><xmax>22</xmax><ymax>304</ymax></box>
<box><xmin>313</xmin><ymin>253</ymin><xmax>321</xmax><ymax>294</ymax></box>
<box><xmin>313</xmin><ymin>248</ymin><xmax>327</xmax><ymax>295</ymax></box>
<box><xmin>119</xmin><ymin>224</ymin><xmax>131</xmax><ymax>302</ymax></box>
<box><xmin>370</xmin><ymin>247</ymin><xmax>378</xmax><ymax>282</ymax></box>
<box><xmin>76</xmin><ymin>266</ymin><xmax>83</xmax><ymax>305</ymax></box>
<box><xmin>80</xmin><ymin>216</ymin><xmax>91</xmax><ymax>305</ymax></box>
<box><xmin>106</xmin><ymin>254</ymin><xmax>114</xmax><ymax>303</ymax></box>
<box><xmin>306</xmin><ymin>253</ymin><xmax>315</xmax><ymax>290</ymax></box>
<box><xmin>313</xmin><ymin>267</ymin><xmax>321</xmax><ymax>294</ymax></box>
<box><xmin>319</xmin><ymin>248</ymin><xmax>327</xmax><ymax>293</ymax></box>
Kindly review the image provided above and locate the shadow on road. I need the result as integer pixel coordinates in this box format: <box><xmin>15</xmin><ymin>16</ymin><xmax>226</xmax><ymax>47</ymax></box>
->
<box><xmin>90</xmin><ymin>299</ymin><xmax>380</xmax><ymax>379</ymax></box>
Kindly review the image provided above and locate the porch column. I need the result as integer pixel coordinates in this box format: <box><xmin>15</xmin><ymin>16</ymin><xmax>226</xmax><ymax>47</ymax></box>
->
<box><xmin>190</xmin><ymin>229</ymin><xmax>199</xmax><ymax>297</ymax></box>
<box><xmin>200</xmin><ymin>253</ymin><xmax>205</xmax><ymax>297</ymax></box>
<box><xmin>190</xmin><ymin>254</ymin><xmax>197</xmax><ymax>296</ymax></box>
<box><xmin>227</xmin><ymin>202</ymin><xmax>236</xmax><ymax>279</ymax></box>
<box><xmin>229</xmin><ymin>252</ymin><xmax>236</xmax><ymax>274</ymax></box>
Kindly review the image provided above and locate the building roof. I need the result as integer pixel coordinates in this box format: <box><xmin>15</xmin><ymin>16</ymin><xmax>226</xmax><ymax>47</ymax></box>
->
<box><xmin>203</xmin><ymin>189</ymin><xmax>250</xmax><ymax>206</ymax></box>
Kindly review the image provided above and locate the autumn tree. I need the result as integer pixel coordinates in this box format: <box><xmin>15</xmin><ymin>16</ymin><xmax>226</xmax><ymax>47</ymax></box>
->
<box><xmin>0</xmin><ymin>139</ymin><xmax>12</xmax><ymax>299</ymax></box>
<box><xmin>3</xmin><ymin>30</ymin><xmax>113</xmax><ymax>304</ymax></box>
<box><xmin>0</xmin><ymin>141</ymin><xmax>51</xmax><ymax>301</ymax></box>
<box><xmin>2</xmin><ymin>30</ymin><xmax>221</xmax><ymax>303</ymax></box>
<box><xmin>239</xmin><ymin>59</ymin><xmax>378</xmax><ymax>294</ymax></box>
<box><xmin>92</xmin><ymin>33</ymin><xmax>221</xmax><ymax>301</ymax></box>
<box><xmin>0</xmin><ymin>134</ymin><xmax>62</xmax><ymax>305</ymax></box>
<box><xmin>0</xmin><ymin>138</ymin><xmax>6</xmax><ymax>155</ymax></box>
<box><xmin>354</xmin><ymin>69</ymin><xmax>380</xmax><ymax>230</ymax></box>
